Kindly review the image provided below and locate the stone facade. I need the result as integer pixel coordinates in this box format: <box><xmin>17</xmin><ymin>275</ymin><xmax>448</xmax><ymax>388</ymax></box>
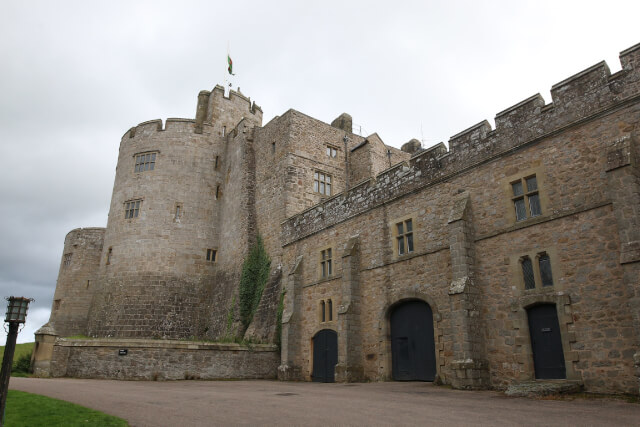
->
<box><xmin>35</xmin><ymin>43</ymin><xmax>640</xmax><ymax>394</ymax></box>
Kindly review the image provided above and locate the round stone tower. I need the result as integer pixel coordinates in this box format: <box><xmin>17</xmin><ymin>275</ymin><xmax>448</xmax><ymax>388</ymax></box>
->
<box><xmin>48</xmin><ymin>227</ymin><xmax>105</xmax><ymax>337</ymax></box>
<box><xmin>87</xmin><ymin>86</ymin><xmax>262</xmax><ymax>339</ymax></box>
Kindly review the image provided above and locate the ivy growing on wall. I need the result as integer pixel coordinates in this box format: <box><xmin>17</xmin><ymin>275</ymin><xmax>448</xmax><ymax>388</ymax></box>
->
<box><xmin>239</xmin><ymin>235</ymin><xmax>271</xmax><ymax>330</ymax></box>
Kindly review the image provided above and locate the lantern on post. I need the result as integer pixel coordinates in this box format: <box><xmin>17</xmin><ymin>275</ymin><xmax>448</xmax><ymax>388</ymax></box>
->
<box><xmin>0</xmin><ymin>296</ymin><xmax>34</xmax><ymax>426</ymax></box>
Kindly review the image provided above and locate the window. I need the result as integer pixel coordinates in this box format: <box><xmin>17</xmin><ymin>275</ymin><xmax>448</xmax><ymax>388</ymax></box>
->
<box><xmin>53</xmin><ymin>300</ymin><xmax>61</xmax><ymax>311</ymax></box>
<box><xmin>512</xmin><ymin>175</ymin><xmax>541</xmax><ymax>221</ymax></box>
<box><xmin>396</xmin><ymin>219</ymin><xmax>414</xmax><ymax>256</ymax></box>
<box><xmin>314</xmin><ymin>171</ymin><xmax>332</xmax><ymax>196</ymax></box>
<box><xmin>215</xmin><ymin>185</ymin><xmax>221</xmax><ymax>200</ymax></box>
<box><xmin>320</xmin><ymin>248</ymin><xmax>332</xmax><ymax>278</ymax></box>
<box><xmin>124</xmin><ymin>200</ymin><xmax>142</xmax><ymax>219</ymax></box>
<box><xmin>319</xmin><ymin>299</ymin><xmax>333</xmax><ymax>323</ymax></box>
<box><xmin>63</xmin><ymin>253</ymin><xmax>72</xmax><ymax>267</ymax></box>
<box><xmin>134</xmin><ymin>152</ymin><xmax>156</xmax><ymax>172</ymax></box>
<box><xmin>272</xmin><ymin>142</ymin><xmax>276</xmax><ymax>154</ymax></box>
<box><xmin>174</xmin><ymin>203</ymin><xmax>183</xmax><ymax>221</ymax></box>
<box><xmin>106</xmin><ymin>247</ymin><xmax>112</xmax><ymax>265</ymax></box>
<box><xmin>206</xmin><ymin>249</ymin><xmax>217</xmax><ymax>262</ymax></box>
<box><xmin>326</xmin><ymin>146</ymin><xmax>337</xmax><ymax>158</ymax></box>
<box><xmin>222</xmin><ymin>126</ymin><xmax>226</xmax><ymax>137</ymax></box>
<box><xmin>539</xmin><ymin>254</ymin><xmax>554</xmax><ymax>287</ymax></box>
<box><xmin>215</xmin><ymin>156</ymin><xmax>219</xmax><ymax>170</ymax></box>
<box><xmin>520</xmin><ymin>251</ymin><xmax>555</xmax><ymax>290</ymax></box>
<box><xmin>521</xmin><ymin>257</ymin><xmax>536</xmax><ymax>290</ymax></box>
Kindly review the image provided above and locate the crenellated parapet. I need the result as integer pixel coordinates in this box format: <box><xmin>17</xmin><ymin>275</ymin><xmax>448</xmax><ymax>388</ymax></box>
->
<box><xmin>195</xmin><ymin>85</ymin><xmax>263</xmax><ymax>132</ymax></box>
<box><xmin>282</xmin><ymin>43</ymin><xmax>640</xmax><ymax>245</ymax></box>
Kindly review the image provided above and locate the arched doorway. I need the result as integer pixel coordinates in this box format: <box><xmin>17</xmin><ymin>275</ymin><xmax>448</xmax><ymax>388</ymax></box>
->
<box><xmin>312</xmin><ymin>329</ymin><xmax>337</xmax><ymax>383</ymax></box>
<box><xmin>527</xmin><ymin>304</ymin><xmax>566</xmax><ymax>379</ymax></box>
<box><xmin>390</xmin><ymin>300</ymin><xmax>436</xmax><ymax>381</ymax></box>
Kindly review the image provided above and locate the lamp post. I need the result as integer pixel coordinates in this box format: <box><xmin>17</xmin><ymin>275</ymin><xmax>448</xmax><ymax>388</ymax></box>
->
<box><xmin>0</xmin><ymin>296</ymin><xmax>33</xmax><ymax>426</ymax></box>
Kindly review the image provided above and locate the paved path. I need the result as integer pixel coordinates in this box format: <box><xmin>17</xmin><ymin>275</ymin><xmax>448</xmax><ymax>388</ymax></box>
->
<box><xmin>10</xmin><ymin>378</ymin><xmax>640</xmax><ymax>426</ymax></box>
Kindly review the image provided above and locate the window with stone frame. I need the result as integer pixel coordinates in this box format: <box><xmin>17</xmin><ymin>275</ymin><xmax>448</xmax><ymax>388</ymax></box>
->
<box><xmin>314</xmin><ymin>171</ymin><xmax>332</xmax><ymax>196</ymax></box>
<box><xmin>134</xmin><ymin>152</ymin><xmax>157</xmax><ymax>172</ymax></box>
<box><xmin>206</xmin><ymin>249</ymin><xmax>217</xmax><ymax>262</ymax></box>
<box><xmin>520</xmin><ymin>251</ymin><xmax>555</xmax><ymax>290</ymax></box>
<box><xmin>511</xmin><ymin>175</ymin><xmax>542</xmax><ymax>221</ymax></box>
<box><xmin>319</xmin><ymin>298</ymin><xmax>333</xmax><ymax>323</ymax></box>
<box><xmin>320</xmin><ymin>248</ymin><xmax>333</xmax><ymax>278</ymax></box>
<box><xmin>124</xmin><ymin>199</ymin><xmax>142</xmax><ymax>219</ymax></box>
<box><xmin>63</xmin><ymin>253</ymin><xmax>72</xmax><ymax>267</ymax></box>
<box><xmin>396</xmin><ymin>219</ymin><xmax>414</xmax><ymax>256</ymax></box>
<box><xmin>326</xmin><ymin>145</ymin><xmax>338</xmax><ymax>158</ymax></box>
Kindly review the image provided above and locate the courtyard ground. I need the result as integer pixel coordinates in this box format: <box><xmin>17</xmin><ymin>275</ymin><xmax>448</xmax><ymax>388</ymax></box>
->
<box><xmin>10</xmin><ymin>377</ymin><xmax>640</xmax><ymax>426</ymax></box>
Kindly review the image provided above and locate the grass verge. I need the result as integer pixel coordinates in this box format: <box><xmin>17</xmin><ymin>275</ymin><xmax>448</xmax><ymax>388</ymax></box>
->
<box><xmin>0</xmin><ymin>342</ymin><xmax>34</xmax><ymax>366</ymax></box>
<box><xmin>5</xmin><ymin>390</ymin><xmax>129</xmax><ymax>426</ymax></box>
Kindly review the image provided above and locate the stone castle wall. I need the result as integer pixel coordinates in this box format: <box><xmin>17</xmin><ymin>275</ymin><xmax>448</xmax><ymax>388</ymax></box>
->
<box><xmin>280</xmin><ymin>43</ymin><xmax>640</xmax><ymax>393</ymax></box>
<box><xmin>86</xmin><ymin>88</ymin><xmax>263</xmax><ymax>340</ymax></box>
<box><xmin>50</xmin><ymin>338</ymin><xmax>278</xmax><ymax>380</ymax></box>
<box><xmin>49</xmin><ymin>228</ymin><xmax>105</xmax><ymax>337</ymax></box>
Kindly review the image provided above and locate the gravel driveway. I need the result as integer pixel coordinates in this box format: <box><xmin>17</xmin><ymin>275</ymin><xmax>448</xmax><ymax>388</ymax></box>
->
<box><xmin>10</xmin><ymin>378</ymin><xmax>640</xmax><ymax>426</ymax></box>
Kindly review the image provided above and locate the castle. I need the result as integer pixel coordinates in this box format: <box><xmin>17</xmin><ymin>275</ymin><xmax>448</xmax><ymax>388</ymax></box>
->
<box><xmin>33</xmin><ymin>42</ymin><xmax>640</xmax><ymax>394</ymax></box>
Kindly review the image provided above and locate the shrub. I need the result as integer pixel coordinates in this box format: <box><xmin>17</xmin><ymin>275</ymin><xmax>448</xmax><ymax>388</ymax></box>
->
<box><xmin>12</xmin><ymin>350</ymin><xmax>33</xmax><ymax>374</ymax></box>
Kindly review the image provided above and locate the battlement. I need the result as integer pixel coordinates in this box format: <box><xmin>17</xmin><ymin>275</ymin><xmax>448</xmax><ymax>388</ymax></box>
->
<box><xmin>281</xmin><ymin>43</ymin><xmax>640</xmax><ymax>245</ymax></box>
<box><xmin>123</xmin><ymin>118</ymin><xmax>201</xmax><ymax>139</ymax></box>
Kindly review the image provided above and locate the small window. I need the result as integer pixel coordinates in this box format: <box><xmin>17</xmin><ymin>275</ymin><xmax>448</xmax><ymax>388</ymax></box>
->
<box><xmin>396</xmin><ymin>219</ymin><xmax>414</xmax><ymax>256</ymax></box>
<box><xmin>53</xmin><ymin>300</ymin><xmax>61</xmax><ymax>311</ymax></box>
<box><xmin>521</xmin><ymin>257</ymin><xmax>536</xmax><ymax>290</ymax></box>
<box><xmin>106</xmin><ymin>247</ymin><xmax>113</xmax><ymax>265</ymax></box>
<box><xmin>319</xmin><ymin>299</ymin><xmax>333</xmax><ymax>323</ymax></box>
<box><xmin>134</xmin><ymin>152</ymin><xmax>156</xmax><ymax>172</ymax></box>
<box><xmin>520</xmin><ymin>251</ymin><xmax>556</xmax><ymax>290</ymax></box>
<box><xmin>314</xmin><ymin>171</ymin><xmax>332</xmax><ymax>196</ymax></box>
<box><xmin>272</xmin><ymin>142</ymin><xmax>276</xmax><ymax>154</ymax></box>
<box><xmin>174</xmin><ymin>203</ymin><xmax>183</xmax><ymax>220</ymax></box>
<box><xmin>86</xmin><ymin>280</ymin><xmax>91</xmax><ymax>289</ymax></box>
<box><xmin>222</xmin><ymin>126</ymin><xmax>226</xmax><ymax>137</ymax></box>
<box><xmin>215</xmin><ymin>156</ymin><xmax>219</xmax><ymax>170</ymax></box>
<box><xmin>215</xmin><ymin>185</ymin><xmax>221</xmax><ymax>200</ymax></box>
<box><xmin>124</xmin><ymin>200</ymin><xmax>142</xmax><ymax>219</ymax></box>
<box><xmin>63</xmin><ymin>253</ymin><xmax>72</xmax><ymax>267</ymax></box>
<box><xmin>320</xmin><ymin>248</ymin><xmax>333</xmax><ymax>278</ymax></box>
<box><xmin>539</xmin><ymin>254</ymin><xmax>554</xmax><ymax>287</ymax></box>
<box><xmin>206</xmin><ymin>249</ymin><xmax>217</xmax><ymax>262</ymax></box>
<box><xmin>512</xmin><ymin>175</ymin><xmax>541</xmax><ymax>221</ymax></box>
<box><xmin>326</xmin><ymin>146</ymin><xmax>337</xmax><ymax>158</ymax></box>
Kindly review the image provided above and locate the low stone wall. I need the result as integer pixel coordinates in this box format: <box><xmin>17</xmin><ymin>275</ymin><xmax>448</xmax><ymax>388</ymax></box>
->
<box><xmin>49</xmin><ymin>338</ymin><xmax>279</xmax><ymax>381</ymax></box>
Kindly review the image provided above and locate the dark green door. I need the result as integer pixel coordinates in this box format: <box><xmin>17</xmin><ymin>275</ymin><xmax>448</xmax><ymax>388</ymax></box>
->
<box><xmin>527</xmin><ymin>304</ymin><xmax>566</xmax><ymax>379</ymax></box>
<box><xmin>312</xmin><ymin>329</ymin><xmax>337</xmax><ymax>383</ymax></box>
<box><xmin>391</xmin><ymin>301</ymin><xmax>436</xmax><ymax>381</ymax></box>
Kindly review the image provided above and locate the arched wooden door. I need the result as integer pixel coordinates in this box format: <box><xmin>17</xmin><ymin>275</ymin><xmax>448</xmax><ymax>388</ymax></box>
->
<box><xmin>390</xmin><ymin>300</ymin><xmax>436</xmax><ymax>381</ymax></box>
<box><xmin>527</xmin><ymin>304</ymin><xmax>566</xmax><ymax>379</ymax></box>
<box><xmin>312</xmin><ymin>329</ymin><xmax>338</xmax><ymax>383</ymax></box>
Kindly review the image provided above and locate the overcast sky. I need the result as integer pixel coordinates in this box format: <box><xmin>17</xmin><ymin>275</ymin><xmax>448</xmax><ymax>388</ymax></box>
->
<box><xmin>1</xmin><ymin>0</ymin><xmax>638</xmax><ymax>344</ymax></box>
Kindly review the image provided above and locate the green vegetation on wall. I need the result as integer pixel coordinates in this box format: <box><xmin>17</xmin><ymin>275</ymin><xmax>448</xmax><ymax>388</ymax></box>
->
<box><xmin>239</xmin><ymin>235</ymin><xmax>271</xmax><ymax>330</ymax></box>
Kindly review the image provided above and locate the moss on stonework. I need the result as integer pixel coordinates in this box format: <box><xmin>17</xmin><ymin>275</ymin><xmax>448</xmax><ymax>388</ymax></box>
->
<box><xmin>239</xmin><ymin>235</ymin><xmax>271</xmax><ymax>331</ymax></box>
